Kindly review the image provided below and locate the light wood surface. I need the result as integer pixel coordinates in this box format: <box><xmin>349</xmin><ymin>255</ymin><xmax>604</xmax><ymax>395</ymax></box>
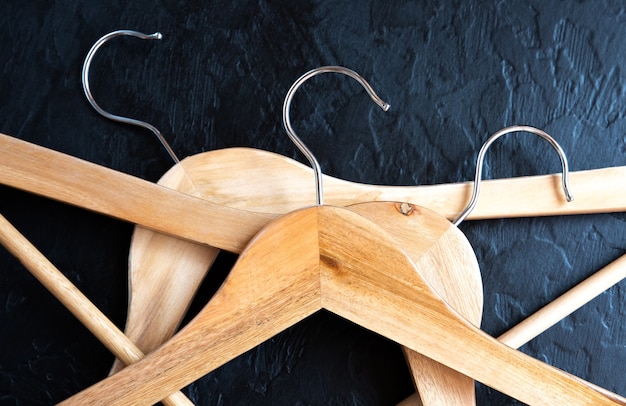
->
<box><xmin>111</xmin><ymin>151</ymin><xmax>484</xmax><ymax>403</ymax></box>
<box><xmin>498</xmin><ymin>253</ymin><xmax>626</xmax><ymax>348</ymax></box>
<box><xmin>113</xmin><ymin>145</ymin><xmax>626</xmax><ymax>404</ymax></box>
<box><xmin>4</xmin><ymin>133</ymin><xmax>626</xmax><ymax>250</ymax></box>
<box><xmin>3</xmin><ymin>134</ymin><xmax>625</xmax><ymax>403</ymax></box>
<box><xmin>0</xmin><ymin>136</ymin><xmax>478</xmax><ymax>402</ymax></box>
<box><xmin>350</xmin><ymin>202</ymin><xmax>482</xmax><ymax>405</ymax></box>
<box><xmin>0</xmin><ymin>133</ymin><xmax>276</xmax><ymax>253</ymax></box>
<box><xmin>175</xmin><ymin>147</ymin><xmax>626</xmax><ymax>218</ymax></box>
<box><xmin>399</xmin><ymin>252</ymin><xmax>626</xmax><ymax>405</ymax></box>
<box><xmin>108</xmin><ymin>157</ymin><xmax>222</xmax><ymax>375</ymax></box>
<box><xmin>0</xmin><ymin>214</ymin><xmax>193</xmax><ymax>406</ymax></box>
<box><xmin>61</xmin><ymin>206</ymin><xmax>623</xmax><ymax>405</ymax></box>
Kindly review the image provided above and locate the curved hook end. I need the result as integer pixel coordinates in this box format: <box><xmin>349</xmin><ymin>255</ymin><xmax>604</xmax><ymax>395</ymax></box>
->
<box><xmin>283</xmin><ymin>66</ymin><xmax>389</xmax><ymax>206</ymax></box>
<box><xmin>453</xmin><ymin>125</ymin><xmax>574</xmax><ymax>226</ymax></box>
<box><xmin>564</xmin><ymin>188</ymin><xmax>574</xmax><ymax>202</ymax></box>
<box><xmin>82</xmin><ymin>29</ymin><xmax>179</xmax><ymax>164</ymax></box>
<box><xmin>379</xmin><ymin>101</ymin><xmax>391</xmax><ymax>111</ymax></box>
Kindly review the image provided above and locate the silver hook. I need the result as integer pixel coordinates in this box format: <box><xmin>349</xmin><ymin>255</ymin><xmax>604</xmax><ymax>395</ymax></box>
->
<box><xmin>82</xmin><ymin>30</ymin><xmax>180</xmax><ymax>164</ymax></box>
<box><xmin>453</xmin><ymin>125</ymin><xmax>574</xmax><ymax>226</ymax></box>
<box><xmin>283</xmin><ymin>66</ymin><xmax>390</xmax><ymax>205</ymax></box>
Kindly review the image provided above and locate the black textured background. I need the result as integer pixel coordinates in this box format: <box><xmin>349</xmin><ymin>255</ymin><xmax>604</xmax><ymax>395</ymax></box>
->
<box><xmin>1</xmin><ymin>1</ymin><xmax>626</xmax><ymax>405</ymax></box>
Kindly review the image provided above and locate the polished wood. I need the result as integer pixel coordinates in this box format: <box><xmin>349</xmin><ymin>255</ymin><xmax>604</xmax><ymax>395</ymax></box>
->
<box><xmin>400</xmin><ymin>252</ymin><xmax>626</xmax><ymax>404</ymax></box>
<box><xmin>0</xmin><ymin>214</ymin><xmax>193</xmax><ymax>406</ymax></box>
<box><xmin>175</xmin><ymin>147</ymin><xmax>626</xmax><ymax>218</ymax></box>
<box><xmin>3</xmin><ymin>134</ymin><xmax>624</xmax><ymax>403</ymax></box>
<box><xmin>112</xmin><ymin>151</ymin><xmax>483</xmax><ymax>404</ymax></box>
<box><xmin>0</xmin><ymin>133</ymin><xmax>275</xmax><ymax>253</ymax></box>
<box><xmin>61</xmin><ymin>206</ymin><xmax>623</xmax><ymax>405</ymax></box>
<box><xmin>114</xmin><ymin>145</ymin><xmax>626</xmax><ymax>404</ymax></box>
<box><xmin>4</xmin><ymin>134</ymin><xmax>626</xmax><ymax>252</ymax></box>
<box><xmin>108</xmin><ymin>159</ymin><xmax>221</xmax><ymax>375</ymax></box>
<box><xmin>352</xmin><ymin>202</ymin><xmax>482</xmax><ymax>406</ymax></box>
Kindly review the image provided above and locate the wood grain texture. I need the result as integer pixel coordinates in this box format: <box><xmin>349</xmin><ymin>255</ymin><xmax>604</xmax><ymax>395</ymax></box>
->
<box><xmin>61</xmin><ymin>206</ymin><xmax>623</xmax><ymax>406</ymax></box>
<box><xmin>114</xmin><ymin>146</ymin><xmax>626</xmax><ymax>404</ymax></box>
<box><xmin>61</xmin><ymin>208</ymin><xmax>323</xmax><ymax>406</ymax></box>
<box><xmin>112</xmin><ymin>148</ymin><xmax>485</xmax><ymax>402</ymax></box>
<box><xmin>3</xmin><ymin>134</ymin><xmax>626</xmax><ymax>253</ymax></box>
<box><xmin>4</xmin><ymin>2</ymin><xmax>626</xmax><ymax>403</ymax></box>
<box><xmin>109</xmin><ymin>158</ymin><xmax>221</xmax><ymax>374</ymax></box>
<box><xmin>0</xmin><ymin>214</ymin><xmax>193</xmax><ymax>406</ymax></box>
<box><xmin>177</xmin><ymin>147</ymin><xmax>626</xmax><ymax>219</ymax></box>
<box><xmin>2</xmin><ymin>134</ymin><xmax>620</xmax><ymax>402</ymax></box>
<box><xmin>351</xmin><ymin>202</ymin><xmax>482</xmax><ymax>405</ymax></box>
<box><xmin>399</xmin><ymin>246</ymin><xmax>626</xmax><ymax>405</ymax></box>
<box><xmin>0</xmin><ymin>133</ymin><xmax>276</xmax><ymax>253</ymax></box>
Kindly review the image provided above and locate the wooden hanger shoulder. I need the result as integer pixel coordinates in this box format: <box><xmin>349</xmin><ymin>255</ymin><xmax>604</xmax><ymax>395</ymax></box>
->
<box><xmin>3</xmin><ymin>132</ymin><xmax>626</xmax><ymax>249</ymax></box>
<box><xmin>61</xmin><ymin>205</ymin><xmax>621</xmax><ymax>405</ymax></box>
<box><xmin>179</xmin><ymin>146</ymin><xmax>626</xmax><ymax>219</ymax></box>
<box><xmin>109</xmin><ymin>155</ymin><xmax>222</xmax><ymax>373</ymax></box>
<box><xmin>118</xmin><ymin>156</ymin><xmax>484</xmax><ymax>404</ymax></box>
<box><xmin>336</xmin><ymin>202</ymin><xmax>483</xmax><ymax>405</ymax></box>
<box><xmin>0</xmin><ymin>133</ymin><xmax>276</xmax><ymax>253</ymax></box>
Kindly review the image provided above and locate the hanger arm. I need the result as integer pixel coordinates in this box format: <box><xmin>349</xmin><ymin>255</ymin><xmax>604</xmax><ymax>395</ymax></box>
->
<box><xmin>0</xmin><ymin>213</ymin><xmax>194</xmax><ymax>406</ymax></box>
<box><xmin>399</xmin><ymin>251</ymin><xmax>626</xmax><ymax>405</ymax></box>
<box><xmin>60</xmin><ymin>207</ymin><xmax>323</xmax><ymax>406</ymax></box>
<box><xmin>185</xmin><ymin>147</ymin><xmax>626</xmax><ymax>219</ymax></box>
<box><xmin>3</xmin><ymin>133</ymin><xmax>626</xmax><ymax>246</ymax></box>
<box><xmin>62</xmin><ymin>206</ymin><xmax>622</xmax><ymax>405</ymax></box>
<box><xmin>2</xmin><ymin>132</ymin><xmax>626</xmax><ymax>253</ymax></box>
<box><xmin>0</xmin><ymin>133</ymin><xmax>275</xmax><ymax>253</ymax></box>
<box><xmin>498</xmin><ymin>253</ymin><xmax>626</xmax><ymax>348</ymax></box>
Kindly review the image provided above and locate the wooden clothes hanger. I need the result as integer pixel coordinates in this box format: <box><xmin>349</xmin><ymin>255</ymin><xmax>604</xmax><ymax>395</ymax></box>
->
<box><xmin>59</xmin><ymin>202</ymin><xmax>623</xmax><ymax>405</ymax></box>
<box><xmin>0</xmin><ymin>129</ymin><xmax>479</xmax><ymax>405</ymax></box>
<box><xmin>49</xmin><ymin>65</ymin><xmax>620</xmax><ymax>405</ymax></box>
<box><xmin>137</xmin><ymin>124</ymin><xmax>626</xmax><ymax>405</ymax></box>
<box><xmin>84</xmin><ymin>34</ymin><xmax>471</xmax><ymax>401</ymax></box>
<box><xmin>116</xmin><ymin>116</ymin><xmax>613</xmax><ymax>406</ymax></box>
<box><xmin>5</xmin><ymin>188</ymin><xmax>623</xmax><ymax>406</ymax></box>
<box><xmin>83</xmin><ymin>55</ymin><xmax>480</xmax><ymax>403</ymax></box>
<box><xmin>0</xmin><ymin>42</ymin><xmax>620</xmax><ymax>406</ymax></box>
<box><xmin>1</xmin><ymin>76</ymin><xmax>625</xmax><ymax>404</ymax></box>
<box><xmin>96</xmin><ymin>62</ymin><xmax>618</xmax><ymax>405</ymax></box>
<box><xmin>3</xmin><ymin>160</ymin><xmax>620</xmax><ymax>404</ymax></box>
<box><xmin>139</xmin><ymin>146</ymin><xmax>626</xmax><ymax>218</ymax></box>
<box><xmin>4</xmin><ymin>5</ymin><xmax>624</xmax><ymax>402</ymax></box>
<box><xmin>2</xmin><ymin>127</ymin><xmax>626</xmax><ymax>403</ymax></box>
<box><xmin>107</xmin><ymin>65</ymin><xmax>484</xmax><ymax>405</ymax></box>
<box><xmin>79</xmin><ymin>39</ymin><xmax>540</xmax><ymax>405</ymax></box>
<box><xmin>7</xmin><ymin>193</ymin><xmax>624</xmax><ymax>406</ymax></box>
<box><xmin>4</xmin><ymin>132</ymin><xmax>626</xmax><ymax>255</ymax></box>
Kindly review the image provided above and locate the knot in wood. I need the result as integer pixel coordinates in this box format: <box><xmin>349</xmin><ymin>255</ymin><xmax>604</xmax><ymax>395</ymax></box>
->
<box><xmin>397</xmin><ymin>202</ymin><xmax>415</xmax><ymax>216</ymax></box>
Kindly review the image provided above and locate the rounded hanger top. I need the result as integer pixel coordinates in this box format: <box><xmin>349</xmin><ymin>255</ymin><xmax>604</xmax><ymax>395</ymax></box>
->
<box><xmin>282</xmin><ymin>66</ymin><xmax>390</xmax><ymax>205</ymax></box>
<box><xmin>453</xmin><ymin>125</ymin><xmax>574</xmax><ymax>226</ymax></box>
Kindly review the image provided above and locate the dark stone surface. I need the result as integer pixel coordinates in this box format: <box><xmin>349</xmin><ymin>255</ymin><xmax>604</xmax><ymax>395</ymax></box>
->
<box><xmin>1</xmin><ymin>1</ymin><xmax>626</xmax><ymax>404</ymax></box>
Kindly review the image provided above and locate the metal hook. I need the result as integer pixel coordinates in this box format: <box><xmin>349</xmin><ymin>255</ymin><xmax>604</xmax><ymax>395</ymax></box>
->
<box><xmin>82</xmin><ymin>30</ymin><xmax>180</xmax><ymax>164</ymax></box>
<box><xmin>282</xmin><ymin>66</ymin><xmax>390</xmax><ymax>205</ymax></box>
<box><xmin>453</xmin><ymin>125</ymin><xmax>574</xmax><ymax>226</ymax></box>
